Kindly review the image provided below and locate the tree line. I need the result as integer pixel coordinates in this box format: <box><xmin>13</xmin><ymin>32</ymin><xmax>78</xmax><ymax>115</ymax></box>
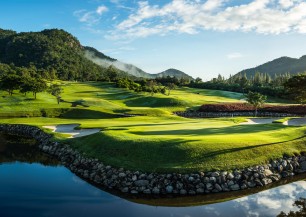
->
<box><xmin>190</xmin><ymin>72</ymin><xmax>306</xmax><ymax>103</ymax></box>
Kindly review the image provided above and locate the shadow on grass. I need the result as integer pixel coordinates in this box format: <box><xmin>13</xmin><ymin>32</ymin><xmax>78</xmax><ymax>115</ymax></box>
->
<box><xmin>131</xmin><ymin>124</ymin><xmax>292</xmax><ymax>136</ymax></box>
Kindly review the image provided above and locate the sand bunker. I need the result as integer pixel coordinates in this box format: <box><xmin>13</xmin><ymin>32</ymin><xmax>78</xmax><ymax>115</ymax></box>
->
<box><xmin>283</xmin><ymin>118</ymin><xmax>306</xmax><ymax>126</ymax></box>
<box><xmin>241</xmin><ymin>118</ymin><xmax>306</xmax><ymax>126</ymax></box>
<box><xmin>43</xmin><ymin>124</ymin><xmax>101</xmax><ymax>138</ymax></box>
<box><xmin>240</xmin><ymin>118</ymin><xmax>279</xmax><ymax>125</ymax></box>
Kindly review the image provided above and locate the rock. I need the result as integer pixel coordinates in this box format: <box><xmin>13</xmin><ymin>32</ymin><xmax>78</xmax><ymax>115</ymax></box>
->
<box><xmin>131</xmin><ymin>190</ymin><xmax>138</xmax><ymax>194</ymax></box>
<box><xmin>230</xmin><ymin>184</ymin><xmax>240</xmax><ymax>191</ymax></box>
<box><xmin>180</xmin><ymin>189</ymin><xmax>187</xmax><ymax>195</ymax></box>
<box><xmin>211</xmin><ymin>172</ymin><xmax>220</xmax><ymax>177</ymax></box>
<box><xmin>261</xmin><ymin>178</ymin><xmax>272</xmax><ymax>185</ymax></box>
<box><xmin>215</xmin><ymin>183</ymin><xmax>222</xmax><ymax>192</ymax></box>
<box><xmin>134</xmin><ymin>180</ymin><xmax>149</xmax><ymax>187</ymax></box>
<box><xmin>118</xmin><ymin>173</ymin><xmax>126</xmax><ymax>178</ymax></box>
<box><xmin>188</xmin><ymin>190</ymin><xmax>196</xmax><ymax>195</ymax></box>
<box><xmin>278</xmin><ymin>165</ymin><xmax>283</xmax><ymax>172</ymax></box>
<box><xmin>240</xmin><ymin>183</ymin><xmax>248</xmax><ymax>190</ymax></box>
<box><xmin>121</xmin><ymin>187</ymin><xmax>129</xmax><ymax>193</ymax></box>
<box><xmin>206</xmin><ymin>183</ymin><xmax>213</xmax><ymax>190</ymax></box>
<box><xmin>209</xmin><ymin>177</ymin><xmax>217</xmax><ymax>183</ymax></box>
<box><xmin>132</xmin><ymin>175</ymin><xmax>137</xmax><ymax>181</ymax></box>
<box><xmin>228</xmin><ymin>180</ymin><xmax>235</xmax><ymax>186</ymax></box>
<box><xmin>255</xmin><ymin>179</ymin><xmax>263</xmax><ymax>187</ymax></box>
<box><xmin>152</xmin><ymin>187</ymin><xmax>160</xmax><ymax>194</ymax></box>
<box><xmin>166</xmin><ymin>185</ymin><xmax>174</xmax><ymax>193</ymax></box>
<box><xmin>188</xmin><ymin>176</ymin><xmax>195</xmax><ymax>182</ymax></box>
<box><xmin>176</xmin><ymin>182</ymin><xmax>183</xmax><ymax>189</ymax></box>
<box><xmin>196</xmin><ymin>188</ymin><xmax>204</xmax><ymax>194</ymax></box>
<box><xmin>227</xmin><ymin>173</ymin><xmax>234</xmax><ymax>180</ymax></box>
<box><xmin>143</xmin><ymin>189</ymin><xmax>151</xmax><ymax>194</ymax></box>
<box><xmin>263</xmin><ymin>169</ymin><xmax>273</xmax><ymax>177</ymax></box>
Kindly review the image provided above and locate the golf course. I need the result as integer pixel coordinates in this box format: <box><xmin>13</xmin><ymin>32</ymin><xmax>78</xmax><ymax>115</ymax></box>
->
<box><xmin>1</xmin><ymin>81</ymin><xmax>305</xmax><ymax>173</ymax></box>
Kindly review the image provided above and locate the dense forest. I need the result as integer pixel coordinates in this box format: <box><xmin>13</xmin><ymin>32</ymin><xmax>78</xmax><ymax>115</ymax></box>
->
<box><xmin>0</xmin><ymin>28</ymin><xmax>129</xmax><ymax>81</ymax></box>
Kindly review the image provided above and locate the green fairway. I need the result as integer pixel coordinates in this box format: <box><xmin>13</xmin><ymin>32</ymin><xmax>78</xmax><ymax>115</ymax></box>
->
<box><xmin>0</xmin><ymin>82</ymin><xmax>305</xmax><ymax>172</ymax></box>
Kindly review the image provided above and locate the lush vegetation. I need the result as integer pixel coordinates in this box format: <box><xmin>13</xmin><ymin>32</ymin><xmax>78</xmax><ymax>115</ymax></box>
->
<box><xmin>190</xmin><ymin>72</ymin><xmax>306</xmax><ymax>101</ymax></box>
<box><xmin>199</xmin><ymin>103</ymin><xmax>306</xmax><ymax>115</ymax></box>
<box><xmin>0</xmin><ymin>29</ymin><xmax>128</xmax><ymax>81</ymax></box>
<box><xmin>0</xmin><ymin>81</ymin><xmax>305</xmax><ymax>173</ymax></box>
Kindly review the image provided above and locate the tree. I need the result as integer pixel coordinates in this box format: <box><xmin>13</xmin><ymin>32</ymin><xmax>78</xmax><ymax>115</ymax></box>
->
<box><xmin>0</xmin><ymin>74</ymin><xmax>21</xmax><ymax>95</ymax></box>
<box><xmin>48</xmin><ymin>84</ymin><xmax>63</xmax><ymax>104</ymax></box>
<box><xmin>146</xmin><ymin>80</ymin><xmax>157</xmax><ymax>96</ymax></box>
<box><xmin>31</xmin><ymin>78</ymin><xmax>47</xmax><ymax>99</ymax></box>
<box><xmin>284</xmin><ymin>74</ymin><xmax>306</xmax><ymax>104</ymax></box>
<box><xmin>277</xmin><ymin>198</ymin><xmax>306</xmax><ymax>217</ymax></box>
<box><xmin>245</xmin><ymin>91</ymin><xmax>267</xmax><ymax>116</ymax></box>
<box><xmin>166</xmin><ymin>83</ymin><xmax>176</xmax><ymax>95</ymax></box>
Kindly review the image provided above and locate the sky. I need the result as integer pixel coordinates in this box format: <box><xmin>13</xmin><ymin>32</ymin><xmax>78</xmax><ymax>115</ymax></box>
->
<box><xmin>1</xmin><ymin>0</ymin><xmax>306</xmax><ymax>80</ymax></box>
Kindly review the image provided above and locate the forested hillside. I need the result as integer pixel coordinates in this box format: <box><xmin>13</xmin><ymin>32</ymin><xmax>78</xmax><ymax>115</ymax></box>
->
<box><xmin>235</xmin><ymin>56</ymin><xmax>306</xmax><ymax>78</ymax></box>
<box><xmin>0</xmin><ymin>28</ymin><xmax>126</xmax><ymax>81</ymax></box>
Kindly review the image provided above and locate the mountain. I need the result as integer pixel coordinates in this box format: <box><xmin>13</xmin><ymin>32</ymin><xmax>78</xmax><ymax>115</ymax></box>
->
<box><xmin>84</xmin><ymin>46</ymin><xmax>153</xmax><ymax>78</ymax></box>
<box><xmin>0</xmin><ymin>28</ymin><xmax>126</xmax><ymax>81</ymax></box>
<box><xmin>84</xmin><ymin>46</ymin><xmax>193</xmax><ymax>80</ymax></box>
<box><xmin>154</xmin><ymin>68</ymin><xmax>193</xmax><ymax>80</ymax></box>
<box><xmin>235</xmin><ymin>56</ymin><xmax>306</xmax><ymax>78</ymax></box>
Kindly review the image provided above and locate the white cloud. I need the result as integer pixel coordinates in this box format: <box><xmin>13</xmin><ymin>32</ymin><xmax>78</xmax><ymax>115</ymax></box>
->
<box><xmin>227</xmin><ymin>52</ymin><xmax>243</xmax><ymax>59</ymax></box>
<box><xmin>96</xmin><ymin>5</ymin><xmax>108</xmax><ymax>15</ymax></box>
<box><xmin>108</xmin><ymin>0</ymin><xmax>306</xmax><ymax>40</ymax></box>
<box><xmin>74</xmin><ymin>5</ymin><xmax>108</xmax><ymax>26</ymax></box>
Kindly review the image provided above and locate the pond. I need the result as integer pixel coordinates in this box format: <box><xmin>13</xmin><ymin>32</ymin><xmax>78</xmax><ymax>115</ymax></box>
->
<box><xmin>0</xmin><ymin>133</ymin><xmax>305</xmax><ymax>217</ymax></box>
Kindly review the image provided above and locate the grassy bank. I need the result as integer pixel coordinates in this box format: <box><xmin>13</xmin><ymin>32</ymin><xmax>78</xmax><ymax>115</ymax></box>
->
<box><xmin>0</xmin><ymin>82</ymin><xmax>305</xmax><ymax>172</ymax></box>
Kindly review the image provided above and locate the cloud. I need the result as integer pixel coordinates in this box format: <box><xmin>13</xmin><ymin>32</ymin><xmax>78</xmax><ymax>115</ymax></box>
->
<box><xmin>96</xmin><ymin>6</ymin><xmax>108</xmax><ymax>15</ymax></box>
<box><xmin>74</xmin><ymin>5</ymin><xmax>108</xmax><ymax>26</ymax></box>
<box><xmin>108</xmin><ymin>0</ymin><xmax>306</xmax><ymax>40</ymax></box>
<box><xmin>227</xmin><ymin>52</ymin><xmax>243</xmax><ymax>59</ymax></box>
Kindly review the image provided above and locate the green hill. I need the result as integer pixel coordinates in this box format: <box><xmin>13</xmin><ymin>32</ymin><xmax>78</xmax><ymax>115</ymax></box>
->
<box><xmin>235</xmin><ymin>56</ymin><xmax>306</xmax><ymax>78</ymax></box>
<box><xmin>0</xmin><ymin>28</ymin><xmax>125</xmax><ymax>81</ymax></box>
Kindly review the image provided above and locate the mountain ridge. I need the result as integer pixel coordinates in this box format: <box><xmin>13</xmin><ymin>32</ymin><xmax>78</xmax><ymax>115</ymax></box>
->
<box><xmin>235</xmin><ymin>55</ymin><xmax>306</xmax><ymax>78</ymax></box>
<box><xmin>84</xmin><ymin>46</ymin><xmax>194</xmax><ymax>80</ymax></box>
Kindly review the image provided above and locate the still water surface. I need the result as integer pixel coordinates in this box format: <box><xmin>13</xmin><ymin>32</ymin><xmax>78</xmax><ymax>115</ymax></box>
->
<box><xmin>0</xmin><ymin>134</ymin><xmax>305</xmax><ymax>217</ymax></box>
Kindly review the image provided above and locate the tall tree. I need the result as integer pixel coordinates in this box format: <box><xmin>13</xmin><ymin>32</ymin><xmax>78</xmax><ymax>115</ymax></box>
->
<box><xmin>48</xmin><ymin>84</ymin><xmax>63</xmax><ymax>104</ymax></box>
<box><xmin>31</xmin><ymin>78</ymin><xmax>47</xmax><ymax>99</ymax></box>
<box><xmin>284</xmin><ymin>74</ymin><xmax>306</xmax><ymax>104</ymax></box>
<box><xmin>0</xmin><ymin>74</ymin><xmax>21</xmax><ymax>95</ymax></box>
<box><xmin>245</xmin><ymin>91</ymin><xmax>267</xmax><ymax>116</ymax></box>
<box><xmin>166</xmin><ymin>83</ymin><xmax>176</xmax><ymax>95</ymax></box>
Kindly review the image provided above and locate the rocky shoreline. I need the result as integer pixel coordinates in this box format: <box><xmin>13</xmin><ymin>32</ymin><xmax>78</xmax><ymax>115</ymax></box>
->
<box><xmin>1</xmin><ymin>124</ymin><xmax>306</xmax><ymax>196</ymax></box>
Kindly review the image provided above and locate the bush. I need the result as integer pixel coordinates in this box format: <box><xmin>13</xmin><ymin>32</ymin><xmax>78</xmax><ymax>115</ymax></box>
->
<box><xmin>199</xmin><ymin>103</ymin><xmax>306</xmax><ymax>115</ymax></box>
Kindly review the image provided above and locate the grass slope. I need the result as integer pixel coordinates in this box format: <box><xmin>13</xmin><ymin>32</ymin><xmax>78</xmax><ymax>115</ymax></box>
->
<box><xmin>0</xmin><ymin>82</ymin><xmax>305</xmax><ymax>172</ymax></box>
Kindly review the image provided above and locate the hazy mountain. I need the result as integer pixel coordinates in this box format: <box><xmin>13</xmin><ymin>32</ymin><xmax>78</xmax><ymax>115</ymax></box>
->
<box><xmin>84</xmin><ymin>46</ymin><xmax>193</xmax><ymax>80</ymax></box>
<box><xmin>154</xmin><ymin>68</ymin><xmax>194</xmax><ymax>80</ymax></box>
<box><xmin>236</xmin><ymin>56</ymin><xmax>306</xmax><ymax>78</ymax></box>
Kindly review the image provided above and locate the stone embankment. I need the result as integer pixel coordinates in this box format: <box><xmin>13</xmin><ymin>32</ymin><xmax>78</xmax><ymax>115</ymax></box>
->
<box><xmin>175</xmin><ymin>111</ymin><xmax>301</xmax><ymax>118</ymax></box>
<box><xmin>1</xmin><ymin>124</ymin><xmax>306</xmax><ymax>196</ymax></box>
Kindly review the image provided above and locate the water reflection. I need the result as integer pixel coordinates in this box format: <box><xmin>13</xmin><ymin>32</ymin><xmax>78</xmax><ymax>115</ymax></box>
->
<box><xmin>1</xmin><ymin>133</ymin><xmax>306</xmax><ymax>217</ymax></box>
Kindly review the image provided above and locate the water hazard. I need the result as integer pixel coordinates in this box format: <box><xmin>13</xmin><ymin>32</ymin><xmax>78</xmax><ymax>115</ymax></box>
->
<box><xmin>0</xmin><ymin>133</ymin><xmax>306</xmax><ymax>217</ymax></box>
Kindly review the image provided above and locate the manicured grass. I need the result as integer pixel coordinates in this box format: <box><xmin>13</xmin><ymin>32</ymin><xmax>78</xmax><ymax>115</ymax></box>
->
<box><xmin>0</xmin><ymin>81</ymin><xmax>305</xmax><ymax>173</ymax></box>
<box><xmin>1</xmin><ymin>116</ymin><xmax>305</xmax><ymax>173</ymax></box>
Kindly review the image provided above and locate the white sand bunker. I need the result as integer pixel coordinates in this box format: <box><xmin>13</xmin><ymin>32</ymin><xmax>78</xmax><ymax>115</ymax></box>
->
<box><xmin>240</xmin><ymin>118</ymin><xmax>279</xmax><ymax>125</ymax></box>
<box><xmin>283</xmin><ymin>118</ymin><xmax>306</xmax><ymax>126</ymax></box>
<box><xmin>241</xmin><ymin>118</ymin><xmax>306</xmax><ymax>126</ymax></box>
<box><xmin>43</xmin><ymin>124</ymin><xmax>101</xmax><ymax>138</ymax></box>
